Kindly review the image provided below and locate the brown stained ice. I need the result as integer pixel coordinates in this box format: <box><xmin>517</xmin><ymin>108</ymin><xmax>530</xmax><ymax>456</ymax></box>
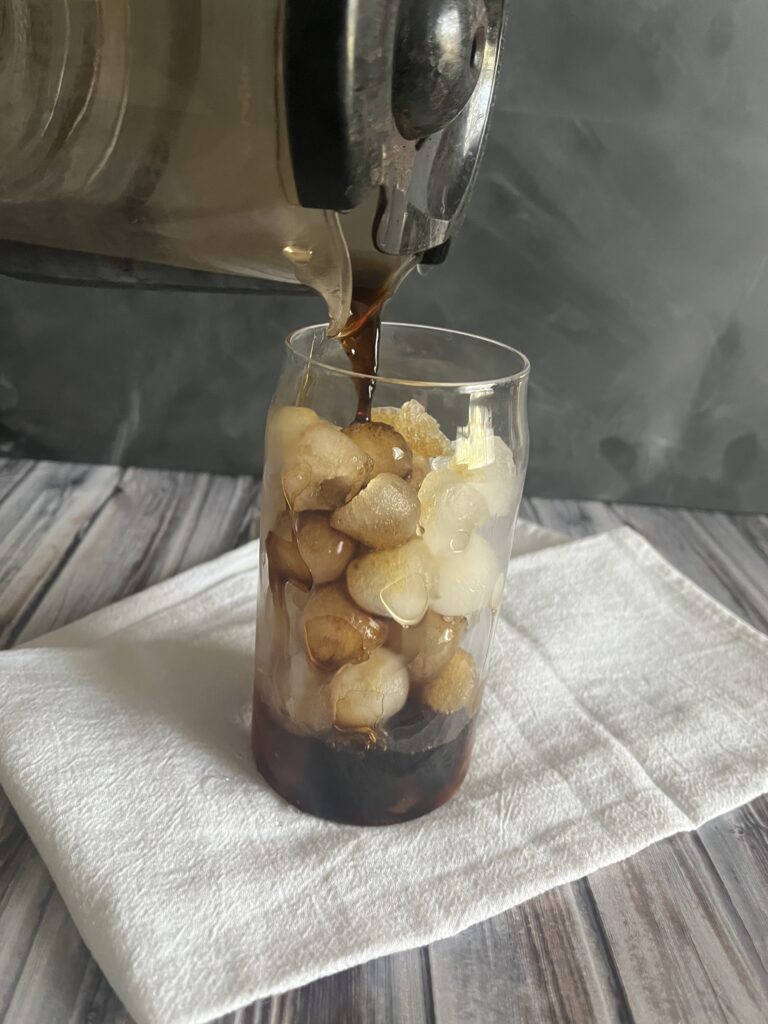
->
<box><xmin>281</xmin><ymin>421</ymin><xmax>373</xmax><ymax>512</ymax></box>
<box><xmin>265</xmin><ymin>513</ymin><xmax>312</xmax><ymax>589</ymax></box>
<box><xmin>391</xmin><ymin>610</ymin><xmax>467</xmax><ymax>684</ymax></box>
<box><xmin>342</xmin><ymin>421</ymin><xmax>413</xmax><ymax>478</ymax></box>
<box><xmin>301</xmin><ymin>581</ymin><xmax>389</xmax><ymax>670</ymax></box>
<box><xmin>408</xmin><ymin>453</ymin><xmax>431</xmax><ymax>489</ymax></box>
<box><xmin>296</xmin><ymin>512</ymin><xmax>356</xmax><ymax>584</ymax></box>
<box><xmin>421</xmin><ymin>649</ymin><xmax>479</xmax><ymax>715</ymax></box>
<box><xmin>330</xmin><ymin>473</ymin><xmax>420</xmax><ymax>550</ymax></box>
<box><xmin>304</xmin><ymin>617</ymin><xmax>368</xmax><ymax>672</ymax></box>
<box><xmin>373</xmin><ymin>400</ymin><xmax>452</xmax><ymax>459</ymax></box>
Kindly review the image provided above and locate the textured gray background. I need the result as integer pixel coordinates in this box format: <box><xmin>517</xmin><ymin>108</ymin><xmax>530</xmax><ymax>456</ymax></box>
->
<box><xmin>2</xmin><ymin>0</ymin><xmax>768</xmax><ymax>510</ymax></box>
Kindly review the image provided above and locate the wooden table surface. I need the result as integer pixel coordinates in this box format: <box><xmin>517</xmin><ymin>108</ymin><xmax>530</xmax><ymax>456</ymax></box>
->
<box><xmin>1</xmin><ymin>458</ymin><xmax>767</xmax><ymax>1024</ymax></box>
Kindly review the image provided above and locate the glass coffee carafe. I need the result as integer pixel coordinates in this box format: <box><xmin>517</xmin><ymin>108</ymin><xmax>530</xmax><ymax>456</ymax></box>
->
<box><xmin>0</xmin><ymin>0</ymin><xmax>507</xmax><ymax>333</ymax></box>
<box><xmin>0</xmin><ymin>0</ymin><xmax>367</xmax><ymax>328</ymax></box>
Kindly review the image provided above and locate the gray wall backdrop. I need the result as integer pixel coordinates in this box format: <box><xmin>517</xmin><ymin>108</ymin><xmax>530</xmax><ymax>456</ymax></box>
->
<box><xmin>2</xmin><ymin>0</ymin><xmax>767</xmax><ymax>511</ymax></box>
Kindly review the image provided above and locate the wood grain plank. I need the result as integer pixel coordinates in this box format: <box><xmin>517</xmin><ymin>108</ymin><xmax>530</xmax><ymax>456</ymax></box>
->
<box><xmin>0</xmin><ymin>461</ymin><xmax>121</xmax><ymax>647</ymax></box>
<box><xmin>15</xmin><ymin>466</ymin><xmax>258</xmax><ymax>644</ymax></box>
<box><xmin>265</xmin><ymin>949</ymin><xmax>432</xmax><ymax>1024</ymax></box>
<box><xmin>520</xmin><ymin>496</ymin><xmax>624</xmax><ymax>539</ymax></box>
<box><xmin>587</xmin><ymin>832</ymin><xmax>768</xmax><ymax>1023</ymax></box>
<box><xmin>729</xmin><ymin>514</ymin><xmax>768</xmax><ymax>562</ymax></box>
<box><xmin>428</xmin><ymin>881</ymin><xmax>632</xmax><ymax>1023</ymax></box>
<box><xmin>679</xmin><ymin>512</ymin><xmax>768</xmax><ymax>631</ymax></box>
<box><xmin>0</xmin><ymin>803</ymin><xmax>56</xmax><ymax>1020</ymax></box>
<box><xmin>698</xmin><ymin>795</ymin><xmax>768</xmax><ymax>973</ymax></box>
<box><xmin>2</xmin><ymin>881</ymin><xmax>94</xmax><ymax>1024</ymax></box>
<box><xmin>0</xmin><ymin>460</ymin><xmax>35</xmax><ymax>504</ymax></box>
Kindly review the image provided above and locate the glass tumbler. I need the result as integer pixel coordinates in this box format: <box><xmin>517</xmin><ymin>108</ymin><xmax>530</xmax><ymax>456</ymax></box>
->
<box><xmin>252</xmin><ymin>323</ymin><xmax>529</xmax><ymax>825</ymax></box>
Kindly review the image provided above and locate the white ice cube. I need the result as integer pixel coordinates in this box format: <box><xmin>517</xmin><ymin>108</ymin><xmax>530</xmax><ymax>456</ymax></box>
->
<box><xmin>330</xmin><ymin>648</ymin><xmax>410</xmax><ymax>730</ymax></box>
<box><xmin>418</xmin><ymin>468</ymin><xmax>489</xmax><ymax>556</ymax></box>
<box><xmin>266</xmin><ymin>405</ymin><xmax>319</xmax><ymax>462</ymax></box>
<box><xmin>454</xmin><ymin>435</ymin><xmax>516</xmax><ymax>518</ymax></box>
<box><xmin>430</xmin><ymin>533</ymin><xmax>503</xmax><ymax>617</ymax></box>
<box><xmin>284</xmin><ymin>653</ymin><xmax>333</xmax><ymax>733</ymax></box>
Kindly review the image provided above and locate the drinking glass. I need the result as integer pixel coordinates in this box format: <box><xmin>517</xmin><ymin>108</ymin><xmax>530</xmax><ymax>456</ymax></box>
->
<box><xmin>252</xmin><ymin>323</ymin><xmax>529</xmax><ymax>825</ymax></box>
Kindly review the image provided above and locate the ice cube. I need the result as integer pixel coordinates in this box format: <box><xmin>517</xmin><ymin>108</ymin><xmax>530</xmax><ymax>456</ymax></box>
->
<box><xmin>454</xmin><ymin>435</ymin><xmax>516</xmax><ymax>518</ymax></box>
<box><xmin>342</xmin><ymin>421</ymin><xmax>413</xmax><ymax>478</ymax></box>
<box><xmin>331</xmin><ymin>473</ymin><xmax>420</xmax><ymax>550</ymax></box>
<box><xmin>265</xmin><ymin>513</ymin><xmax>312</xmax><ymax>588</ymax></box>
<box><xmin>262</xmin><ymin>408</ymin><xmax>320</xmax><ymax>532</ymax></box>
<box><xmin>302</xmin><ymin>582</ymin><xmax>388</xmax><ymax>670</ymax></box>
<box><xmin>408</xmin><ymin>453</ymin><xmax>431</xmax><ymax>489</ymax></box>
<box><xmin>346</xmin><ymin>539</ymin><xmax>431</xmax><ymax>625</ymax></box>
<box><xmin>266</xmin><ymin>404</ymin><xmax>320</xmax><ymax>462</ymax></box>
<box><xmin>296</xmin><ymin>513</ymin><xmax>356</xmax><ymax>584</ymax></box>
<box><xmin>418</xmin><ymin>468</ymin><xmax>489</xmax><ymax>556</ymax></box>
<box><xmin>421</xmin><ymin>649</ymin><xmax>479</xmax><ymax>715</ymax></box>
<box><xmin>431</xmin><ymin>533</ymin><xmax>500</xmax><ymax>616</ymax></box>
<box><xmin>330</xmin><ymin>647</ymin><xmax>410</xmax><ymax>730</ymax></box>
<box><xmin>391</xmin><ymin>610</ymin><xmax>466</xmax><ymax>684</ymax></box>
<box><xmin>373</xmin><ymin>400</ymin><xmax>451</xmax><ymax>459</ymax></box>
<box><xmin>282</xmin><ymin>421</ymin><xmax>374</xmax><ymax>512</ymax></box>
<box><xmin>304</xmin><ymin>617</ymin><xmax>366</xmax><ymax>671</ymax></box>
<box><xmin>284</xmin><ymin>653</ymin><xmax>334</xmax><ymax>733</ymax></box>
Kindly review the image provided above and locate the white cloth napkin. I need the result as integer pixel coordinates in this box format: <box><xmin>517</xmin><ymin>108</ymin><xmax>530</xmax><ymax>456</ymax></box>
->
<box><xmin>1</xmin><ymin>522</ymin><xmax>767</xmax><ymax>1024</ymax></box>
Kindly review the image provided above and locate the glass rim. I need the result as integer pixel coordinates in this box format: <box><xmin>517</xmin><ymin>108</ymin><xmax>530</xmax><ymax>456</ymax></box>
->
<box><xmin>285</xmin><ymin>321</ymin><xmax>530</xmax><ymax>390</ymax></box>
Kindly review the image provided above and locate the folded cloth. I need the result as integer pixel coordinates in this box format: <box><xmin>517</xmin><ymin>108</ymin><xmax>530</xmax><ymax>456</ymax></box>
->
<box><xmin>1</xmin><ymin>523</ymin><xmax>767</xmax><ymax>1024</ymax></box>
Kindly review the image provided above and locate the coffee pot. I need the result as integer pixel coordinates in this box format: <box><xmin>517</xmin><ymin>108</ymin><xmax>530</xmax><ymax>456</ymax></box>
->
<box><xmin>0</xmin><ymin>0</ymin><xmax>506</xmax><ymax>333</ymax></box>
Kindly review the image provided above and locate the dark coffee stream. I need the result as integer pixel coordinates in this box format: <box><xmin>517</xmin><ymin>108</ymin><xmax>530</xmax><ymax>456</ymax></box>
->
<box><xmin>338</xmin><ymin>286</ymin><xmax>386</xmax><ymax>422</ymax></box>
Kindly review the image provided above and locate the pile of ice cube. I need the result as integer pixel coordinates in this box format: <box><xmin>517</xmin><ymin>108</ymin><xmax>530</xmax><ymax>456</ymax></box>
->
<box><xmin>258</xmin><ymin>399</ymin><xmax>517</xmax><ymax>736</ymax></box>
